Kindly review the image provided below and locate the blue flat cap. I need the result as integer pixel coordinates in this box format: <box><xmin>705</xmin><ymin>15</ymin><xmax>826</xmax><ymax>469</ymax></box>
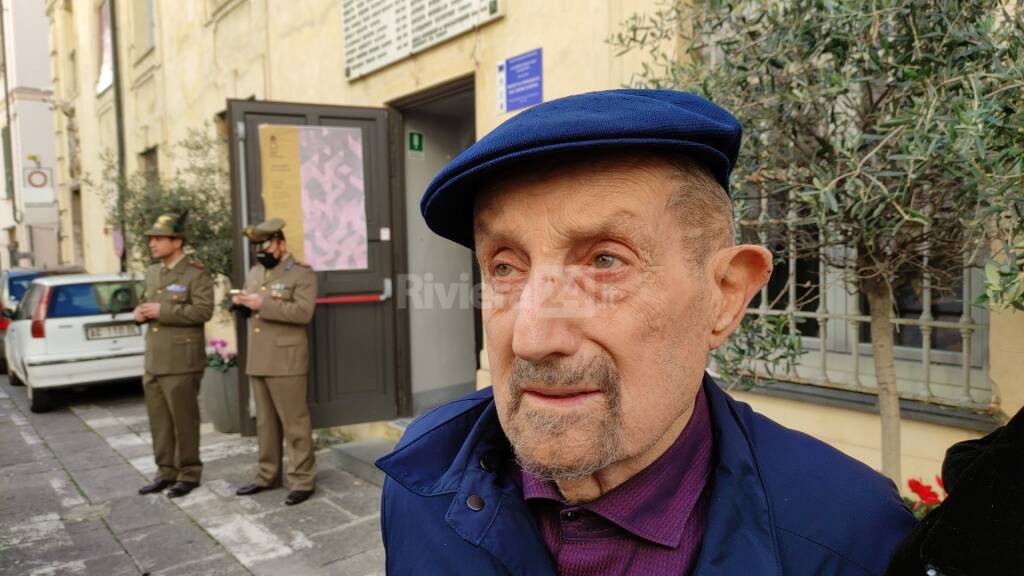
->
<box><xmin>420</xmin><ymin>89</ymin><xmax>742</xmax><ymax>248</ymax></box>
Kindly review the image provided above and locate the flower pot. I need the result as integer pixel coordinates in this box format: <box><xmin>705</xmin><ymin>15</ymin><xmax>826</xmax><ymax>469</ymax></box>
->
<box><xmin>201</xmin><ymin>365</ymin><xmax>240</xmax><ymax>434</ymax></box>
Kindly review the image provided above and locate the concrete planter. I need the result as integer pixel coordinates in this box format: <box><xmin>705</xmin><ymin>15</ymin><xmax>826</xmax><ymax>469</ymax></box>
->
<box><xmin>201</xmin><ymin>366</ymin><xmax>240</xmax><ymax>434</ymax></box>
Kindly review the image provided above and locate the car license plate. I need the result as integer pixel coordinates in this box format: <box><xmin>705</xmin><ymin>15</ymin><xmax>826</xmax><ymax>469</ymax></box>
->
<box><xmin>86</xmin><ymin>323</ymin><xmax>141</xmax><ymax>340</ymax></box>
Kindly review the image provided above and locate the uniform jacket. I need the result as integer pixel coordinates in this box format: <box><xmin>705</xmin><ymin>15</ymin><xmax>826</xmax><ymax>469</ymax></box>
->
<box><xmin>243</xmin><ymin>254</ymin><xmax>317</xmax><ymax>376</ymax></box>
<box><xmin>377</xmin><ymin>374</ymin><xmax>916</xmax><ymax>575</ymax></box>
<box><xmin>143</xmin><ymin>254</ymin><xmax>214</xmax><ymax>375</ymax></box>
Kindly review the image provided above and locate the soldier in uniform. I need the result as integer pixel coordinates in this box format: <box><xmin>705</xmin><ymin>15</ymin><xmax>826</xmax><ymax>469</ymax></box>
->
<box><xmin>232</xmin><ymin>218</ymin><xmax>318</xmax><ymax>506</ymax></box>
<box><xmin>135</xmin><ymin>212</ymin><xmax>215</xmax><ymax>499</ymax></box>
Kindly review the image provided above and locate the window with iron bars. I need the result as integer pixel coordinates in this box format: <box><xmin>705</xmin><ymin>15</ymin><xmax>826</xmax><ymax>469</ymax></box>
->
<box><xmin>734</xmin><ymin>221</ymin><xmax>990</xmax><ymax>412</ymax></box>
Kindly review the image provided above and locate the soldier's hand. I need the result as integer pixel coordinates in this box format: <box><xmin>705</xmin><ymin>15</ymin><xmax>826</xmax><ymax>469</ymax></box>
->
<box><xmin>139</xmin><ymin>303</ymin><xmax>161</xmax><ymax>319</ymax></box>
<box><xmin>241</xmin><ymin>293</ymin><xmax>264</xmax><ymax>311</ymax></box>
<box><xmin>133</xmin><ymin>307</ymin><xmax>147</xmax><ymax>323</ymax></box>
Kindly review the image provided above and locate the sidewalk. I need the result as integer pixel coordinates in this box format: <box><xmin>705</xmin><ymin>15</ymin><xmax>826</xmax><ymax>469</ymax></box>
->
<box><xmin>0</xmin><ymin>377</ymin><xmax>385</xmax><ymax>575</ymax></box>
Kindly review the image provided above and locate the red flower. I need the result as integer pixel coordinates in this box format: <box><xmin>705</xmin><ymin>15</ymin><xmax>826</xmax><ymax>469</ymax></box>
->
<box><xmin>908</xmin><ymin>478</ymin><xmax>941</xmax><ymax>505</ymax></box>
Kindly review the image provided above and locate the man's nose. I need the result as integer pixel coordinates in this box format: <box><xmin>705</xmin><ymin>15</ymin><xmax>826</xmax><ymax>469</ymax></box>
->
<box><xmin>511</xmin><ymin>268</ymin><xmax>585</xmax><ymax>364</ymax></box>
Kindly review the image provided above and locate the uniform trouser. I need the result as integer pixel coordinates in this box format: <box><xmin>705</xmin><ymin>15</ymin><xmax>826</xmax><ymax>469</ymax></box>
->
<box><xmin>143</xmin><ymin>372</ymin><xmax>203</xmax><ymax>483</ymax></box>
<box><xmin>250</xmin><ymin>375</ymin><xmax>316</xmax><ymax>491</ymax></box>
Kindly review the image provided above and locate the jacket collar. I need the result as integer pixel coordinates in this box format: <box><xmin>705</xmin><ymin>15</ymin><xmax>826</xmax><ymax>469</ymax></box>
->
<box><xmin>693</xmin><ymin>376</ymin><xmax>781</xmax><ymax>575</ymax></box>
<box><xmin>262</xmin><ymin>253</ymin><xmax>294</xmax><ymax>285</ymax></box>
<box><xmin>161</xmin><ymin>253</ymin><xmax>188</xmax><ymax>275</ymax></box>
<box><xmin>377</xmin><ymin>374</ymin><xmax>781</xmax><ymax>576</ymax></box>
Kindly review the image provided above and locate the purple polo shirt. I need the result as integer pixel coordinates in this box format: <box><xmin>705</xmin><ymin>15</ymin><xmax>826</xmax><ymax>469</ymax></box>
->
<box><xmin>515</xmin><ymin>387</ymin><xmax>714</xmax><ymax>576</ymax></box>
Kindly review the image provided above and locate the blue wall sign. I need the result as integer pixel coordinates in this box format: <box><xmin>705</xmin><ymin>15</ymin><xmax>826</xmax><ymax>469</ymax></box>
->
<box><xmin>497</xmin><ymin>48</ymin><xmax>542</xmax><ymax>113</ymax></box>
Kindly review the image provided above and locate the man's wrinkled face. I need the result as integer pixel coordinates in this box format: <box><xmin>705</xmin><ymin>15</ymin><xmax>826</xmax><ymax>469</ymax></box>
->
<box><xmin>475</xmin><ymin>157</ymin><xmax>715</xmax><ymax>481</ymax></box>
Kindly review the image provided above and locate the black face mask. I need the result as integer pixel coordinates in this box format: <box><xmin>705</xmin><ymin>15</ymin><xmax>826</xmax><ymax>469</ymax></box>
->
<box><xmin>256</xmin><ymin>251</ymin><xmax>280</xmax><ymax>269</ymax></box>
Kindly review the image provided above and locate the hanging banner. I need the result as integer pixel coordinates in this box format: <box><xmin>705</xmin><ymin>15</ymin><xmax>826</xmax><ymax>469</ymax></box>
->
<box><xmin>258</xmin><ymin>125</ymin><xmax>368</xmax><ymax>271</ymax></box>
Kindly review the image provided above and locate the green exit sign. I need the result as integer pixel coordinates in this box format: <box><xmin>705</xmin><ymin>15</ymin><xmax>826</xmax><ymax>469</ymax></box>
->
<box><xmin>408</xmin><ymin>131</ymin><xmax>424</xmax><ymax>158</ymax></box>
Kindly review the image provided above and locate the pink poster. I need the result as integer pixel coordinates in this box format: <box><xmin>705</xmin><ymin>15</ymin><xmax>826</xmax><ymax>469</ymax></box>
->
<box><xmin>298</xmin><ymin>126</ymin><xmax>368</xmax><ymax>271</ymax></box>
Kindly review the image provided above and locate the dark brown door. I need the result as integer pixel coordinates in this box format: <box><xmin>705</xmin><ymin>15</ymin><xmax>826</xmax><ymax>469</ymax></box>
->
<box><xmin>227</xmin><ymin>100</ymin><xmax>409</xmax><ymax>434</ymax></box>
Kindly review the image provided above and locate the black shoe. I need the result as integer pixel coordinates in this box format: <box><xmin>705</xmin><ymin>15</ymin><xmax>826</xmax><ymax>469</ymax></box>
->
<box><xmin>138</xmin><ymin>479</ymin><xmax>174</xmax><ymax>495</ymax></box>
<box><xmin>284</xmin><ymin>490</ymin><xmax>314</xmax><ymax>506</ymax></box>
<box><xmin>165</xmin><ymin>481</ymin><xmax>200</xmax><ymax>498</ymax></box>
<box><xmin>235</xmin><ymin>483</ymin><xmax>271</xmax><ymax>496</ymax></box>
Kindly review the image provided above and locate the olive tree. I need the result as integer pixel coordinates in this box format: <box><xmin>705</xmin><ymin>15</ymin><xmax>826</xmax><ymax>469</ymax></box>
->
<box><xmin>612</xmin><ymin>0</ymin><xmax>1024</xmax><ymax>483</ymax></box>
<box><xmin>100</xmin><ymin>129</ymin><xmax>233</xmax><ymax>280</ymax></box>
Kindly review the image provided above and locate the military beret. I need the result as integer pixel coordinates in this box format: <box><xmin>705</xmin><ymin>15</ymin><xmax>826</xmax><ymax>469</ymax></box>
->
<box><xmin>244</xmin><ymin>217</ymin><xmax>286</xmax><ymax>243</ymax></box>
<box><xmin>144</xmin><ymin>211</ymin><xmax>188</xmax><ymax>238</ymax></box>
<box><xmin>420</xmin><ymin>89</ymin><xmax>743</xmax><ymax>248</ymax></box>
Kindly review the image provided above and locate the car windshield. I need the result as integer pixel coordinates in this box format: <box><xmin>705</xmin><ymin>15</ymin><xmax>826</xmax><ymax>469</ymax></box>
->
<box><xmin>48</xmin><ymin>281</ymin><xmax>143</xmax><ymax>319</ymax></box>
<box><xmin>9</xmin><ymin>274</ymin><xmax>41</xmax><ymax>302</ymax></box>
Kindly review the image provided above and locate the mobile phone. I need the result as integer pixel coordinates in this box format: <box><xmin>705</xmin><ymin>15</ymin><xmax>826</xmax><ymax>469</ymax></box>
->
<box><xmin>228</xmin><ymin>289</ymin><xmax>243</xmax><ymax>295</ymax></box>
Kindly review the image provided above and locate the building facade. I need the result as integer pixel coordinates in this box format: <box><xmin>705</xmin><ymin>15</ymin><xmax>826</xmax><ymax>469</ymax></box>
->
<box><xmin>46</xmin><ymin>0</ymin><xmax>1024</xmax><ymax>487</ymax></box>
<box><xmin>1</xmin><ymin>0</ymin><xmax>60</xmax><ymax>270</ymax></box>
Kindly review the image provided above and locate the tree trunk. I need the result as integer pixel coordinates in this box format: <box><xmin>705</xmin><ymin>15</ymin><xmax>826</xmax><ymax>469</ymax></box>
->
<box><xmin>864</xmin><ymin>280</ymin><xmax>902</xmax><ymax>486</ymax></box>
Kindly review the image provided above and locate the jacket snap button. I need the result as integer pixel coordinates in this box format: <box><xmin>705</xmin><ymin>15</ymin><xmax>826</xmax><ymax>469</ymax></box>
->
<box><xmin>467</xmin><ymin>495</ymin><xmax>485</xmax><ymax>511</ymax></box>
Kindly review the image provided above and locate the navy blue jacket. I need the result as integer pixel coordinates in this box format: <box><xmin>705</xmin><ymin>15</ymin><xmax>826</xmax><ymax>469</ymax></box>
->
<box><xmin>377</xmin><ymin>374</ymin><xmax>916</xmax><ymax>575</ymax></box>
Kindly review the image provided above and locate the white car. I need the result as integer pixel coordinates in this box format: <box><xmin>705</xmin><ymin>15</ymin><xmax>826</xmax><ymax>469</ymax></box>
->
<box><xmin>4</xmin><ymin>273</ymin><xmax>147</xmax><ymax>413</ymax></box>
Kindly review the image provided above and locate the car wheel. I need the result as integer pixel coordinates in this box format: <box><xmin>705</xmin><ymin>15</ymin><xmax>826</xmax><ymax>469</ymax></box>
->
<box><xmin>27</xmin><ymin>383</ymin><xmax>55</xmax><ymax>413</ymax></box>
<box><xmin>6</xmin><ymin>363</ymin><xmax>23</xmax><ymax>387</ymax></box>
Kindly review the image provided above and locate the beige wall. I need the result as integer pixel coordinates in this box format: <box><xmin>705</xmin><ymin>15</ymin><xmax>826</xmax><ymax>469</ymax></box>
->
<box><xmin>47</xmin><ymin>0</ymin><xmax>121</xmax><ymax>274</ymax></box>
<box><xmin>989</xmin><ymin>308</ymin><xmax>1024</xmax><ymax>417</ymax></box>
<box><xmin>732</xmin><ymin>391</ymin><xmax>982</xmax><ymax>492</ymax></box>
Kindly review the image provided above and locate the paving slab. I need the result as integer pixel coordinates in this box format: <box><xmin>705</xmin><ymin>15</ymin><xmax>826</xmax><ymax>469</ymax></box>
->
<box><xmin>43</xmin><ymin>429</ymin><xmax>112</xmax><ymax>459</ymax></box>
<box><xmin>302</xmin><ymin>516</ymin><xmax>383</xmax><ymax>570</ymax></box>
<box><xmin>81</xmin><ymin>552</ymin><xmax>143</xmax><ymax>576</ymax></box>
<box><xmin>319</xmin><ymin>546</ymin><xmax>387</xmax><ymax>576</ymax></box>
<box><xmin>69</xmin><ymin>462</ymin><xmax>146</xmax><ymax>503</ymax></box>
<box><xmin>0</xmin><ymin>457</ymin><xmax>62</xmax><ymax>482</ymax></box>
<box><xmin>59</xmin><ymin>444</ymin><xmax>129</xmax><ymax>473</ymax></box>
<box><xmin>104</xmin><ymin>493</ymin><xmax>182</xmax><ymax>535</ymax></box>
<box><xmin>319</xmin><ymin>473</ymin><xmax>382</xmax><ymax>518</ymax></box>
<box><xmin>23</xmin><ymin>411</ymin><xmax>92</xmax><ymax>438</ymax></box>
<box><xmin>0</xmin><ymin>433</ymin><xmax>51</xmax><ymax>469</ymax></box>
<box><xmin>152</xmin><ymin>553</ymin><xmax>252</xmax><ymax>576</ymax></box>
<box><xmin>117</xmin><ymin>519</ymin><xmax>227</xmax><ymax>574</ymax></box>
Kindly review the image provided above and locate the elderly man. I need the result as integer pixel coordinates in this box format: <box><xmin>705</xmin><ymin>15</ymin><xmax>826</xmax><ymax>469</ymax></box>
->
<box><xmin>377</xmin><ymin>90</ymin><xmax>915</xmax><ymax>575</ymax></box>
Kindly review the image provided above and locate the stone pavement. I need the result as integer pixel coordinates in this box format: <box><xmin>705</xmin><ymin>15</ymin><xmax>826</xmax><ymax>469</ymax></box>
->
<box><xmin>0</xmin><ymin>377</ymin><xmax>385</xmax><ymax>575</ymax></box>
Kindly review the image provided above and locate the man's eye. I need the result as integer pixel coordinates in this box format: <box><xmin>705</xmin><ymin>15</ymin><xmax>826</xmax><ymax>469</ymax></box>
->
<box><xmin>593</xmin><ymin>254</ymin><xmax>621</xmax><ymax>269</ymax></box>
<box><xmin>494</xmin><ymin>263</ymin><xmax>516</xmax><ymax>277</ymax></box>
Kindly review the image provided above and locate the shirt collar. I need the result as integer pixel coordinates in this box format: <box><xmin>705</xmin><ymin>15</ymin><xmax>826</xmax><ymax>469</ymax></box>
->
<box><xmin>520</xmin><ymin>386</ymin><xmax>714</xmax><ymax>548</ymax></box>
<box><xmin>264</xmin><ymin>253</ymin><xmax>293</xmax><ymax>281</ymax></box>
<box><xmin>163</xmin><ymin>253</ymin><xmax>186</xmax><ymax>272</ymax></box>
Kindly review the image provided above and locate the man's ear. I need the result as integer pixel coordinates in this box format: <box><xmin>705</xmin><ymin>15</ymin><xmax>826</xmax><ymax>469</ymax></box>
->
<box><xmin>708</xmin><ymin>245</ymin><xmax>773</xmax><ymax>349</ymax></box>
